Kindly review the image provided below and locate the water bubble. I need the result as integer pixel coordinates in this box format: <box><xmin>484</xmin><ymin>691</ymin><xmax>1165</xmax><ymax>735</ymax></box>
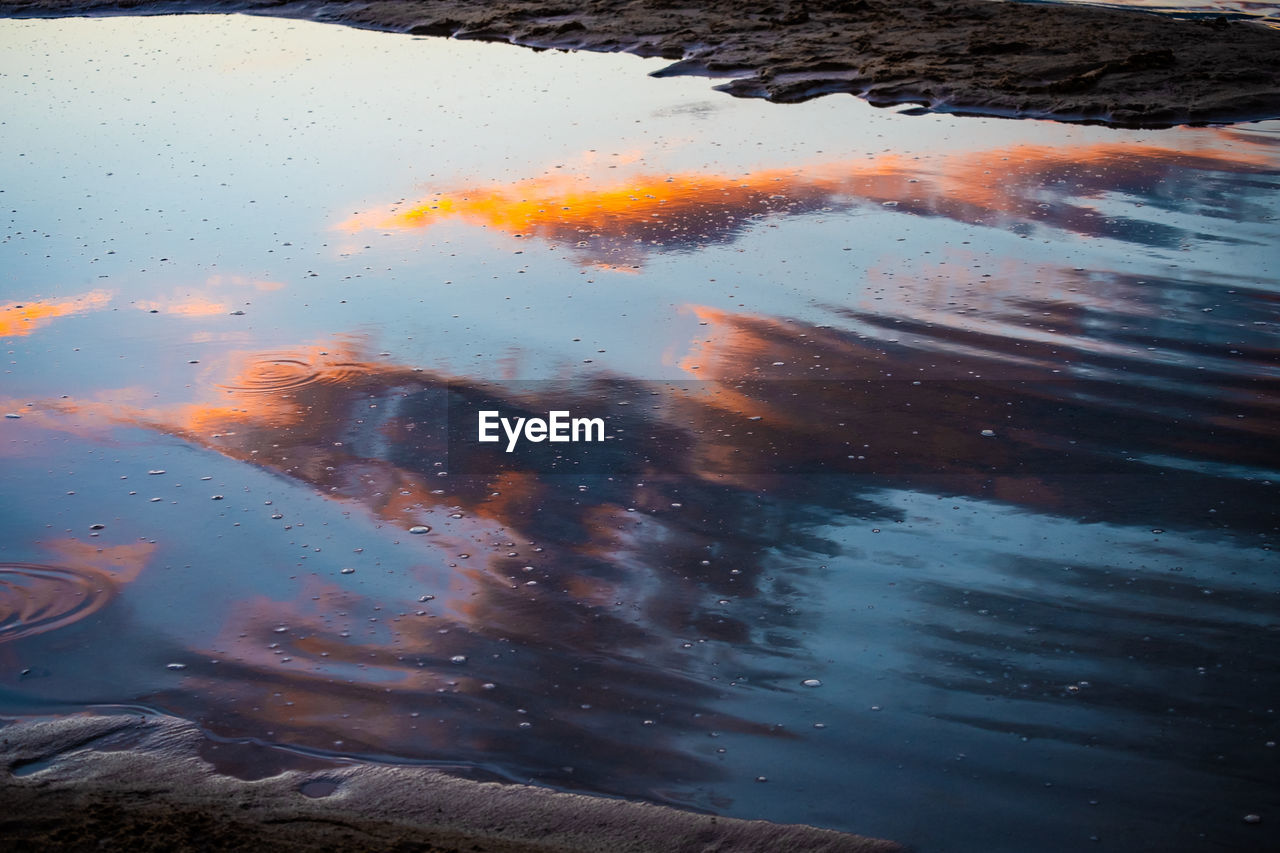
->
<box><xmin>408</xmin><ymin>525</ymin><xmax>431</xmax><ymax>534</ymax></box>
<box><xmin>1243</xmin><ymin>814</ymin><xmax>1261</xmax><ymax>824</ymax></box>
<box><xmin>450</xmin><ymin>655</ymin><xmax>467</xmax><ymax>664</ymax></box>
<box><xmin>340</xmin><ymin>567</ymin><xmax>355</xmax><ymax>574</ymax></box>
<box><xmin>418</xmin><ymin>594</ymin><xmax>435</xmax><ymax>602</ymax></box>
<box><xmin>166</xmin><ymin>662</ymin><xmax>187</xmax><ymax>671</ymax></box>
<box><xmin>801</xmin><ymin>678</ymin><xmax>822</xmax><ymax>688</ymax></box>
<box><xmin>980</xmin><ymin>429</ymin><xmax>996</xmax><ymax>437</ymax></box>
<box><xmin>147</xmin><ymin>470</ymin><xmax>166</xmax><ymax>475</ymax></box>
<box><xmin>89</xmin><ymin>523</ymin><xmax>105</xmax><ymax>530</ymax></box>
<box><xmin>4</xmin><ymin>413</ymin><xmax>20</xmax><ymax>419</ymax></box>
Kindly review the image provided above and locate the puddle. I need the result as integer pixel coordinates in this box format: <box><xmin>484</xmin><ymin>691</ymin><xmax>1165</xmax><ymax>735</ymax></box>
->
<box><xmin>1</xmin><ymin>13</ymin><xmax>1278</xmax><ymax>853</ymax></box>
<box><xmin>297</xmin><ymin>778</ymin><xmax>341</xmax><ymax>798</ymax></box>
<box><xmin>1030</xmin><ymin>0</ymin><xmax>1279</xmax><ymax>23</ymax></box>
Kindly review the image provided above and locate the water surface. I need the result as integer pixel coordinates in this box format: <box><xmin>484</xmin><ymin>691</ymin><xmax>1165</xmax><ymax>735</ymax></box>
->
<box><xmin>1026</xmin><ymin>0</ymin><xmax>1279</xmax><ymax>25</ymax></box>
<box><xmin>1</xmin><ymin>15</ymin><xmax>1278</xmax><ymax>852</ymax></box>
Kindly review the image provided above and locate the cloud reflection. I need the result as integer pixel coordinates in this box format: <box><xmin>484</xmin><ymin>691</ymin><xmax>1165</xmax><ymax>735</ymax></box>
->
<box><xmin>339</xmin><ymin>140</ymin><xmax>1276</xmax><ymax>265</ymax></box>
<box><xmin>0</xmin><ymin>291</ymin><xmax>112</xmax><ymax>338</ymax></box>
<box><xmin>13</xmin><ymin>318</ymin><xmax>1277</xmax><ymax>803</ymax></box>
<box><xmin>0</xmin><ymin>540</ymin><xmax>154</xmax><ymax>644</ymax></box>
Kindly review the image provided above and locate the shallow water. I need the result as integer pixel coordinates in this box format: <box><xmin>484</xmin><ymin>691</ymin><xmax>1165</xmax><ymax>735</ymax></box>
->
<box><xmin>1026</xmin><ymin>0</ymin><xmax>1279</xmax><ymax>25</ymax></box>
<box><xmin>1</xmin><ymin>14</ymin><xmax>1278</xmax><ymax>852</ymax></box>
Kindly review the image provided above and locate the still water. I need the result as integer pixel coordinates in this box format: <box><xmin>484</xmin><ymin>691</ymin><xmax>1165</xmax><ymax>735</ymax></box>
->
<box><xmin>1</xmin><ymin>14</ymin><xmax>1277</xmax><ymax>852</ymax></box>
<box><xmin>1033</xmin><ymin>0</ymin><xmax>1279</xmax><ymax>26</ymax></box>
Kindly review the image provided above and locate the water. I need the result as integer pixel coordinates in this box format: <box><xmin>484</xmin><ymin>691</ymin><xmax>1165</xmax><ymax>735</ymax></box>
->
<box><xmin>2</xmin><ymin>14</ymin><xmax>1278</xmax><ymax>852</ymax></box>
<box><xmin>1026</xmin><ymin>0</ymin><xmax>1280</xmax><ymax>26</ymax></box>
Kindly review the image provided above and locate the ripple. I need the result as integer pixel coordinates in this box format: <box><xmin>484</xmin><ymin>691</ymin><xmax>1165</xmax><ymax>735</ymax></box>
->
<box><xmin>216</xmin><ymin>353</ymin><xmax>366</xmax><ymax>394</ymax></box>
<box><xmin>0</xmin><ymin>563</ymin><xmax>114</xmax><ymax>642</ymax></box>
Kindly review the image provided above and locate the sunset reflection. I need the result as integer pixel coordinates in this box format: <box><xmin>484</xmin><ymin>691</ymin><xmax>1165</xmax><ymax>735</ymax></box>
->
<box><xmin>4</xmin><ymin>15</ymin><xmax>1277</xmax><ymax>848</ymax></box>
<box><xmin>22</xmin><ymin>316</ymin><xmax>1274</xmax><ymax>735</ymax></box>
<box><xmin>0</xmin><ymin>291</ymin><xmax>112</xmax><ymax>338</ymax></box>
<box><xmin>340</xmin><ymin>140</ymin><xmax>1275</xmax><ymax>264</ymax></box>
<box><xmin>134</xmin><ymin>296</ymin><xmax>228</xmax><ymax>317</ymax></box>
<box><xmin>0</xmin><ymin>540</ymin><xmax>154</xmax><ymax>646</ymax></box>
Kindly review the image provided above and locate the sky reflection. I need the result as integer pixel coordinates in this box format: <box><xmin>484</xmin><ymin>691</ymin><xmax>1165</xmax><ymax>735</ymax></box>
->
<box><xmin>2</xmin><ymin>15</ymin><xmax>1278</xmax><ymax>853</ymax></box>
<box><xmin>0</xmin><ymin>291</ymin><xmax>112</xmax><ymax>338</ymax></box>
<box><xmin>339</xmin><ymin>140</ymin><xmax>1279</xmax><ymax>268</ymax></box>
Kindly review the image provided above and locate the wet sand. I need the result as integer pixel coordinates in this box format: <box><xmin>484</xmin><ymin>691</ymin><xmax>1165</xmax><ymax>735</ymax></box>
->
<box><xmin>0</xmin><ymin>713</ymin><xmax>900</xmax><ymax>852</ymax></box>
<box><xmin>2</xmin><ymin>0</ymin><xmax>1279</xmax><ymax>126</ymax></box>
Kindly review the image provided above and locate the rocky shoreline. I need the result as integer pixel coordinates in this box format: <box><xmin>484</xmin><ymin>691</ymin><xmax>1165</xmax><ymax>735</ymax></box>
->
<box><xmin>1</xmin><ymin>0</ymin><xmax>1279</xmax><ymax>126</ymax></box>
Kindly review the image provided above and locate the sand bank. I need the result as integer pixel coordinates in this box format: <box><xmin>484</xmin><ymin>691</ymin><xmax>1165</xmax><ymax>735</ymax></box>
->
<box><xmin>1</xmin><ymin>713</ymin><xmax>900</xmax><ymax>852</ymax></box>
<box><xmin>2</xmin><ymin>0</ymin><xmax>1279</xmax><ymax>126</ymax></box>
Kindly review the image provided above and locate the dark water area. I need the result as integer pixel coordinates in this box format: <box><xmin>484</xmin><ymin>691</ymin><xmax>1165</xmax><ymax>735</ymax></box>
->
<box><xmin>1</xmin><ymin>15</ymin><xmax>1278</xmax><ymax>852</ymax></box>
<box><xmin>1026</xmin><ymin>0</ymin><xmax>1279</xmax><ymax>24</ymax></box>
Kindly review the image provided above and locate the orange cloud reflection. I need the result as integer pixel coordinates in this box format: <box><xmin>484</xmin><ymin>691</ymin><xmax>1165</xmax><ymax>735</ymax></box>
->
<box><xmin>0</xmin><ymin>291</ymin><xmax>112</xmax><ymax>338</ymax></box>
<box><xmin>43</xmin><ymin>538</ymin><xmax>157</xmax><ymax>584</ymax></box>
<box><xmin>340</xmin><ymin>140</ymin><xmax>1274</xmax><ymax>266</ymax></box>
<box><xmin>134</xmin><ymin>296</ymin><xmax>228</xmax><ymax>317</ymax></box>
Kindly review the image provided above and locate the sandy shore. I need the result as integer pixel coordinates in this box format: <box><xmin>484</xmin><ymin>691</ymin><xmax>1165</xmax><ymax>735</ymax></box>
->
<box><xmin>1</xmin><ymin>713</ymin><xmax>901</xmax><ymax>852</ymax></box>
<box><xmin>2</xmin><ymin>0</ymin><xmax>1279</xmax><ymax>126</ymax></box>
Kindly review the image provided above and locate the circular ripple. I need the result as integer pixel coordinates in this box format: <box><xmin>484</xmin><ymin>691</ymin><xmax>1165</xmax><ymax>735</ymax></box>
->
<box><xmin>0</xmin><ymin>563</ymin><xmax>114</xmax><ymax>642</ymax></box>
<box><xmin>217</xmin><ymin>353</ymin><xmax>366</xmax><ymax>394</ymax></box>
